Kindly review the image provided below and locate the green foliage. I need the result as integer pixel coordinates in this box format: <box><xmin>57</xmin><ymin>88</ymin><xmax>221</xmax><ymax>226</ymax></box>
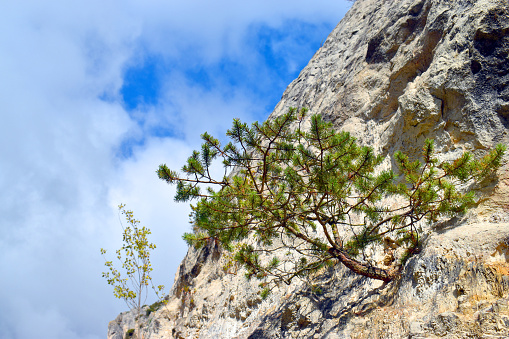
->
<box><xmin>158</xmin><ymin>107</ymin><xmax>505</xmax><ymax>290</ymax></box>
<box><xmin>146</xmin><ymin>299</ymin><xmax>166</xmax><ymax>317</ymax></box>
<box><xmin>260</xmin><ymin>287</ymin><xmax>270</xmax><ymax>300</ymax></box>
<box><xmin>101</xmin><ymin>205</ymin><xmax>166</xmax><ymax>323</ymax></box>
<box><xmin>310</xmin><ymin>284</ymin><xmax>323</xmax><ymax>295</ymax></box>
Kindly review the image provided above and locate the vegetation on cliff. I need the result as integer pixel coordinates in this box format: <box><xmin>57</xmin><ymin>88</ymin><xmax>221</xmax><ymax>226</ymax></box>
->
<box><xmin>101</xmin><ymin>205</ymin><xmax>166</xmax><ymax>338</ymax></box>
<box><xmin>158</xmin><ymin>107</ymin><xmax>505</xmax><ymax>294</ymax></box>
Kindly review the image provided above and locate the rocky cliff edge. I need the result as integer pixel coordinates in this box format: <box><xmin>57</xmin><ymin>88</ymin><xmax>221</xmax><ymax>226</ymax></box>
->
<box><xmin>108</xmin><ymin>0</ymin><xmax>509</xmax><ymax>337</ymax></box>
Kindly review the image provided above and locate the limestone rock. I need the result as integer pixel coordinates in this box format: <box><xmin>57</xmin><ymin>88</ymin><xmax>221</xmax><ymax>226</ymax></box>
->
<box><xmin>108</xmin><ymin>0</ymin><xmax>509</xmax><ymax>337</ymax></box>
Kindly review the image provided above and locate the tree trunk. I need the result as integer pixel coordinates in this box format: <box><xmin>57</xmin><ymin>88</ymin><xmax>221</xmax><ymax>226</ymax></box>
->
<box><xmin>328</xmin><ymin>247</ymin><xmax>400</xmax><ymax>282</ymax></box>
<box><xmin>134</xmin><ymin>310</ymin><xmax>143</xmax><ymax>339</ymax></box>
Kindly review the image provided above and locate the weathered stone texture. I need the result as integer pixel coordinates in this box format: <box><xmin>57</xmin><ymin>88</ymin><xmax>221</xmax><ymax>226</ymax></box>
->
<box><xmin>109</xmin><ymin>0</ymin><xmax>509</xmax><ymax>337</ymax></box>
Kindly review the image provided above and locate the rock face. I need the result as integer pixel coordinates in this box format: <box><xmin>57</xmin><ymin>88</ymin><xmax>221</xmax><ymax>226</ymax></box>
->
<box><xmin>108</xmin><ymin>0</ymin><xmax>509</xmax><ymax>337</ymax></box>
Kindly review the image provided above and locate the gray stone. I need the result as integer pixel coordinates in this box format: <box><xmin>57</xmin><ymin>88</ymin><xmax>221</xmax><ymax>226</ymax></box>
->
<box><xmin>428</xmin><ymin>311</ymin><xmax>460</xmax><ymax>336</ymax></box>
<box><xmin>409</xmin><ymin>321</ymin><xmax>424</xmax><ymax>334</ymax></box>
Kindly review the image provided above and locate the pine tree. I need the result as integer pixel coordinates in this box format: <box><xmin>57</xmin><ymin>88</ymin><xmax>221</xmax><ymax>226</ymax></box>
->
<box><xmin>157</xmin><ymin>108</ymin><xmax>505</xmax><ymax>294</ymax></box>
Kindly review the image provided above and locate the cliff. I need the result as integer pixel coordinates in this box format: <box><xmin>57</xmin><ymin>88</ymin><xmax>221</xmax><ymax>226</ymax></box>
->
<box><xmin>108</xmin><ymin>0</ymin><xmax>509</xmax><ymax>337</ymax></box>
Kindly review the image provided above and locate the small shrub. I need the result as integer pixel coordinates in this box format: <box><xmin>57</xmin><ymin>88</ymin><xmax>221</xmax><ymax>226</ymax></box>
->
<box><xmin>311</xmin><ymin>285</ymin><xmax>323</xmax><ymax>295</ymax></box>
<box><xmin>146</xmin><ymin>299</ymin><xmax>165</xmax><ymax>316</ymax></box>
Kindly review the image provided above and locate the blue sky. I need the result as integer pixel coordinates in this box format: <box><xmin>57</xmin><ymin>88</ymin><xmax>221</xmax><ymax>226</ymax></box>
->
<box><xmin>0</xmin><ymin>1</ymin><xmax>351</xmax><ymax>338</ymax></box>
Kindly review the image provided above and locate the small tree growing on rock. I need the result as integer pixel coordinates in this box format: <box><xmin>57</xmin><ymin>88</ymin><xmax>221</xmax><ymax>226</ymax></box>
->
<box><xmin>101</xmin><ymin>204</ymin><xmax>166</xmax><ymax>338</ymax></box>
<box><xmin>157</xmin><ymin>108</ymin><xmax>505</xmax><ymax>295</ymax></box>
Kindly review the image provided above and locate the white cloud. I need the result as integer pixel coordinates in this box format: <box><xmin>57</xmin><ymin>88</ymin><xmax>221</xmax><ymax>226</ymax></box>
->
<box><xmin>125</xmin><ymin>0</ymin><xmax>348</xmax><ymax>63</ymax></box>
<box><xmin>0</xmin><ymin>0</ymin><xmax>350</xmax><ymax>338</ymax></box>
<box><xmin>108</xmin><ymin>137</ymin><xmax>195</xmax><ymax>287</ymax></box>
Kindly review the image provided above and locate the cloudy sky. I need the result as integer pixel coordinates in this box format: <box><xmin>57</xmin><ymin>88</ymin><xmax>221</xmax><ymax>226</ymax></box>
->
<box><xmin>0</xmin><ymin>1</ymin><xmax>351</xmax><ymax>338</ymax></box>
